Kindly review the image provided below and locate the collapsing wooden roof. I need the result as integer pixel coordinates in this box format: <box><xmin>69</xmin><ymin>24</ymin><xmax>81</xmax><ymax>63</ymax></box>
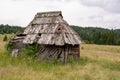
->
<box><xmin>15</xmin><ymin>11</ymin><xmax>82</xmax><ymax>46</ymax></box>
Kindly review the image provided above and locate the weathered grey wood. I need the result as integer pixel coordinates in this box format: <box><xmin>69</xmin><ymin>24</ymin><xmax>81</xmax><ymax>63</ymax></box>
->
<box><xmin>22</xmin><ymin>11</ymin><xmax>81</xmax><ymax>45</ymax></box>
<box><xmin>10</xmin><ymin>11</ymin><xmax>82</xmax><ymax>62</ymax></box>
<box><xmin>48</xmin><ymin>48</ymin><xmax>59</xmax><ymax>60</ymax></box>
<box><xmin>12</xmin><ymin>49</ymin><xmax>19</xmax><ymax>57</ymax></box>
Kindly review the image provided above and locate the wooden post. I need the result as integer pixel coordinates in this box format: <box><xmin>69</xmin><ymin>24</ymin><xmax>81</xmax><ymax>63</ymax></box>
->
<box><xmin>79</xmin><ymin>44</ymin><xmax>80</xmax><ymax>58</ymax></box>
<box><xmin>63</xmin><ymin>45</ymin><xmax>67</xmax><ymax>63</ymax></box>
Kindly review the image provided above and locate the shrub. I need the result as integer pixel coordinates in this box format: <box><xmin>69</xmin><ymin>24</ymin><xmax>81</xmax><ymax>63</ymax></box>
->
<box><xmin>6</xmin><ymin>42</ymin><xmax>13</xmax><ymax>53</ymax></box>
<box><xmin>3</xmin><ymin>35</ymin><xmax>8</xmax><ymax>41</ymax></box>
<box><xmin>21</xmin><ymin>43</ymin><xmax>39</xmax><ymax>58</ymax></box>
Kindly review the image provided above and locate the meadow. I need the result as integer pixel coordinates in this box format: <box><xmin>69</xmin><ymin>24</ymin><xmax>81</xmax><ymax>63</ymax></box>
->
<box><xmin>0</xmin><ymin>34</ymin><xmax>120</xmax><ymax>80</ymax></box>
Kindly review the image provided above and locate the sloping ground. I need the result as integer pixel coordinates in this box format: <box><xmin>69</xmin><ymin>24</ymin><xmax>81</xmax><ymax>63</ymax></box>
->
<box><xmin>0</xmin><ymin>35</ymin><xmax>120</xmax><ymax>80</ymax></box>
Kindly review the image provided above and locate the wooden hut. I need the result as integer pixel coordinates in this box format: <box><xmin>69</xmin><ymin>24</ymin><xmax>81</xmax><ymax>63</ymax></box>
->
<box><xmin>10</xmin><ymin>11</ymin><xmax>82</xmax><ymax>62</ymax></box>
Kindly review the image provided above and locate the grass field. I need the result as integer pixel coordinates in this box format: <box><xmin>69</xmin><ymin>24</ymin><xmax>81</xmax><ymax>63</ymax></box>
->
<box><xmin>0</xmin><ymin>34</ymin><xmax>120</xmax><ymax>80</ymax></box>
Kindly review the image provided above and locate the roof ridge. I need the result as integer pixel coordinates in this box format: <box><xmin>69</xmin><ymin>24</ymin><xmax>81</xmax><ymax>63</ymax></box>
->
<box><xmin>37</xmin><ymin>11</ymin><xmax>62</xmax><ymax>14</ymax></box>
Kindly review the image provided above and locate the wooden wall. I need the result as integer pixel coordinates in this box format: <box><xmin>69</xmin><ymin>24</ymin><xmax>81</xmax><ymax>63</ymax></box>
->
<box><xmin>38</xmin><ymin>44</ymin><xmax>80</xmax><ymax>63</ymax></box>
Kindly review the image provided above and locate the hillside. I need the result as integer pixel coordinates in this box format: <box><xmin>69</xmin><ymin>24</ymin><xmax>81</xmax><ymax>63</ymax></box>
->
<box><xmin>0</xmin><ymin>34</ymin><xmax>120</xmax><ymax>80</ymax></box>
<box><xmin>0</xmin><ymin>24</ymin><xmax>23</xmax><ymax>34</ymax></box>
<box><xmin>0</xmin><ymin>24</ymin><xmax>120</xmax><ymax>45</ymax></box>
<box><xmin>71</xmin><ymin>25</ymin><xmax>120</xmax><ymax>45</ymax></box>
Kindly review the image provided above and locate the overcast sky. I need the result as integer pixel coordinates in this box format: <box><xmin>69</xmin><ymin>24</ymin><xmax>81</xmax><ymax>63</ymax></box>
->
<box><xmin>0</xmin><ymin>0</ymin><xmax>120</xmax><ymax>29</ymax></box>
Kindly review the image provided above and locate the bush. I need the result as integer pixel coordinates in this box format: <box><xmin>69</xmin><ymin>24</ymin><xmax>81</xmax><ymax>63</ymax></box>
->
<box><xmin>3</xmin><ymin>35</ymin><xmax>8</xmax><ymax>41</ymax></box>
<box><xmin>6</xmin><ymin>42</ymin><xmax>13</xmax><ymax>53</ymax></box>
<box><xmin>21</xmin><ymin>44</ymin><xmax>39</xmax><ymax>58</ymax></box>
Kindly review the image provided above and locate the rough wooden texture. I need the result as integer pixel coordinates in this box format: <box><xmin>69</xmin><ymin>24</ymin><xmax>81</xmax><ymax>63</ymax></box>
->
<box><xmin>37</xmin><ymin>45</ymin><xmax>80</xmax><ymax>62</ymax></box>
<box><xmin>22</xmin><ymin>11</ymin><xmax>82</xmax><ymax>45</ymax></box>
<box><xmin>10</xmin><ymin>11</ymin><xmax>81</xmax><ymax>62</ymax></box>
<box><xmin>12</xmin><ymin>49</ymin><xmax>19</xmax><ymax>57</ymax></box>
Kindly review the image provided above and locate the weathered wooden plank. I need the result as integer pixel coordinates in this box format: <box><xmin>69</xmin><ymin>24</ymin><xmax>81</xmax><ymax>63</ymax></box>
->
<box><xmin>12</xmin><ymin>49</ymin><xmax>19</xmax><ymax>57</ymax></box>
<box><xmin>47</xmin><ymin>47</ymin><xmax>59</xmax><ymax>60</ymax></box>
<box><xmin>55</xmin><ymin>33</ymin><xmax>64</xmax><ymax>45</ymax></box>
<box><xmin>63</xmin><ymin>33</ymin><xmax>71</xmax><ymax>44</ymax></box>
<box><xmin>64</xmin><ymin>46</ymin><xmax>68</xmax><ymax>63</ymax></box>
<box><xmin>23</xmin><ymin>34</ymin><xmax>37</xmax><ymax>44</ymax></box>
<box><xmin>23</xmin><ymin>25</ymin><xmax>32</xmax><ymax>34</ymax></box>
<box><xmin>73</xmin><ymin>34</ymin><xmax>82</xmax><ymax>44</ymax></box>
<box><xmin>11</xmin><ymin>11</ymin><xmax>82</xmax><ymax>63</ymax></box>
<box><xmin>66</xmin><ymin>34</ymin><xmax>76</xmax><ymax>45</ymax></box>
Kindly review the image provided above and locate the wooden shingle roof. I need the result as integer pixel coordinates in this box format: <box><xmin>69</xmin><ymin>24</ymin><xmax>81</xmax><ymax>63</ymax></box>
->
<box><xmin>17</xmin><ymin>11</ymin><xmax>82</xmax><ymax>45</ymax></box>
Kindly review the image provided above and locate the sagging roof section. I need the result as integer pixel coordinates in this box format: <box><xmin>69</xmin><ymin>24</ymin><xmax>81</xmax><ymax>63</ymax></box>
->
<box><xmin>13</xmin><ymin>11</ymin><xmax>82</xmax><ymax>45</ymax></box>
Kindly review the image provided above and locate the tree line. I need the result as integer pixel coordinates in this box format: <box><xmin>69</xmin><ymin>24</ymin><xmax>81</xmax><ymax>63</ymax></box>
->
<box><xmin>0</xmin><ymin>24</ymin><xmax>23</xmax><ymax>34</ymax></box>
<box><xmin>0</xmin><ymin>24</ymin><xmax>120</xmax><ymax>45</ymax></box>
<box><xmin>71</xmin><ymin>25</ymin><xmax>120</xmax><ymax>45</ymax></box>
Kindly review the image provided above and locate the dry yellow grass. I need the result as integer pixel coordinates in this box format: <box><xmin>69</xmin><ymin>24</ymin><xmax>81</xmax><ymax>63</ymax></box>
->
<box><xmin>0</xmin><ymin>34</ymin><xmax>6</xmax><ymax>52</ymax></box>
<box><xmin>0</xmin><ymin>34</ymin><xmax>120</xmax><ymax>80</ymax></box>
<box><xmin>81</xmin><ymin>44</ymin><xmax>120</xmax><ymax>61</ymax></box>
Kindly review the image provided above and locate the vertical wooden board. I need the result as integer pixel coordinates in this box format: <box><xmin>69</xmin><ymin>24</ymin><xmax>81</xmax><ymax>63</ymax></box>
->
<box><xmin>38</xmin><ymin>34</ymin><xmax>47</xmax><ymax>44</ymax></box>
<box><xmin>39</xmin><ymin>46</ymin><xmax>57</xmax><ymax>60</ymax></box>
<box><xmin>30</xmin><ymin>25</ymin><xmax>37</xmax><ymax>33</ymax></box>
<box><xmin>65</xmin><ymin>25</ymin><xmax>73</xmax><ymax>34</ymax></box>
<box><xmin>66</xmin><ymin>34</ymin><xmax>76</xmax><ymax>45</ymax></box>
<box><xmin>38</xmin><ymin>25</ymin><xmax>43</xmax><ymax>33</ymax></box>
<box><xmin>73</xmin><ymin>34</ymin><xmax>82</xmax><ymax>44</ymax></box>
<box><xmin>47</xmin><ymin>47</ymin><xmax>60</xmax><ymax>60</ymax></box>
<box><xmin>34</xmin><ymin>25</ymin><xmax>41</xmax><ymax>33</ymax></box>
<box><xmin>23</xmin><ymin>25</ymin><xmax>32</xmax><ymax>34</ymax></box>
<box><xmin>12</xmin><ymin>49</ymin><xmax>19</xmax><ymax>57</ymax></box>
<box><xmin>44</xmin><ymin>24</ymin><xmax>53</xmax><ymax>33</ymax></box>
<box><xmin>64</xmin><ymin>46</ymin><xmax>68</xmax><ymax>63</ymax></box>
<box><xmin>38</xmin><ymin>34</ymin><xmax>53</xmax><ymax>45</ymax></box>
<box><xmin>40</xmin><ymin>24</ymin><xmax>48</xmax><ymax>33</ymax></box>
<box><xmin>63</xmin><ymin>33</ymin><xmax>71</xmax><ymax>44</ymax></box>
<box><xmin>39</xmin><ymin>49</ymin><xmax>49</xmax><ymax>60</ymax></box>
<box><xmin>45</xmin><ymin>34</ymin><xmax>53</xmax><ymax>44</ymax></box>
<box><xmin>79</xmin><ymin>45</ymin><xmax>80</xmax><ymax>58</ymax></box>
<box><xmin>52</xmin><ymin>24</ymin><xmax>59</xmax><ymax>33</ymax></box>
<box><xmin>63</xmin><ymin>24</ymin><xmax>71</xmax><ymax>34</ymax></box>
<box><xmin>47</xmin><ymin>34</ymin><xmax>54</xmax><ymax>45</ymax></box>
<box><xmin>38</xmin><ymin>45</ymin><xmax>47</xmax><ymax>54</ymax></box>
<box><xmin>23</xmin><ymin>34</ymin><xmax>37</xmax><ymax>44</ymax></box>
<box><xmin>49</xmin><ymin>24</ymin><xmax>56</xmax><ymax>33</ymax></box>
<box><xmin>58</xmin><ymin>48</ymin><xmax>64</xmax><ymax>62</ymax></box>
<box><xmin>71</xmin><ymin>34</ymin><xmax>80</xmax><ymax>45</ymax></box>
<box><xmin>69</xmin><ymin>34</ymin><xmax>78</xmax><ymax>45</ymax></box>
<box><xmin>55</xmin><ymin>33</ymin><xmax>64</xmax><ymax>45</ymax></box>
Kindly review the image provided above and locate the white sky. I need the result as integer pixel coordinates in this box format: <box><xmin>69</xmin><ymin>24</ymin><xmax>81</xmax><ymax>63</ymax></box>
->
<box><xmin>0</xmin><ymin>0</ymin><xmax>120</xmax><ymax>29</ymax></box>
